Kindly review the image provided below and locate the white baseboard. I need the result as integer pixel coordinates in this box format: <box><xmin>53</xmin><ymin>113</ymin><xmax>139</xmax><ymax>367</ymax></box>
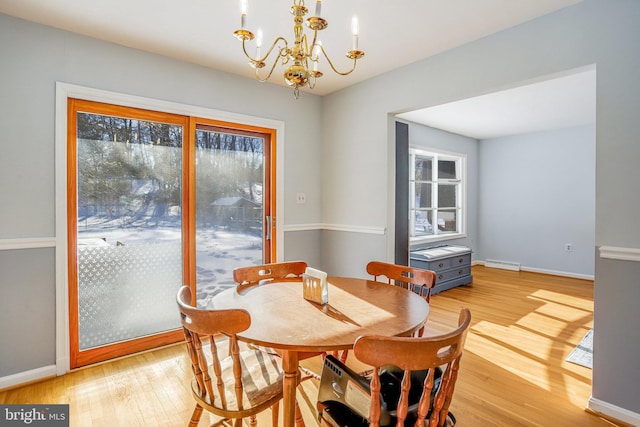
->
<box><xmin>589</xmin><ymin>396</ymin><xmax>640</xmax><ymax>426</ymax></box>
<box><xmin>475</xmin><ymin>260</ymin><xmax>594</xmax><ymax>280</ymax></box>
<box><xmin>0</xmin><ymin>365</ymin><xmax>57</xmax><ymax>390</ymax></box>
<box><xmin>520</xmin><ymin>266</ymin><xmax>594</xmax><ymax>281</ymax></box>
<box><xmin>484</xmin><ymin>259</ymin><xmax>521</xmax><ymax>271</ymax></box>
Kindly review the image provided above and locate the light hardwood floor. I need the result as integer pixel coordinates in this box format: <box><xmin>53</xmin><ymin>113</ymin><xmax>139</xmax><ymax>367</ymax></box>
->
<box><xmin>0</xmin><ymin>266</ymin><xmax>630</xmax><ymax>426</ymax></box>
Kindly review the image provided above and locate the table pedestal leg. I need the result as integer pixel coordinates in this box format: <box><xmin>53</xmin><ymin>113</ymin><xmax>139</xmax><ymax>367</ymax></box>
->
<box><xmin>282</xmin><ymin>351</ymin><xmax>301</xmax><ymax>427</ymax></box>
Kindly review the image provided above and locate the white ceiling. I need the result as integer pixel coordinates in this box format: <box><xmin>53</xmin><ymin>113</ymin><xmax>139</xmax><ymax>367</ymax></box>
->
<box><xmin>1</xmin><ymin>0</ymin><xmax>589</xmax><ymax>137</ymax></box>
<box><xmin>397</xmin><ymin>68</ymin><xmax>596</xmax><ymax>139</ymax></box>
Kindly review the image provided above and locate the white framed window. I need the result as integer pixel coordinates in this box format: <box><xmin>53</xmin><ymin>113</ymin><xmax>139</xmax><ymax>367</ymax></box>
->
<box><xmin>409</xmin><ymin>147</ymin><xmax>466</xmax><ymax>242</ymax></box>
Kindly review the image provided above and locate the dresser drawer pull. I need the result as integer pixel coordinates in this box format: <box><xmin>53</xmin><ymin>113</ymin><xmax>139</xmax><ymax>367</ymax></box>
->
<box><xmin>438</xmin><ymin>262</ymin><xmax>444</xmax><ymax>268</ymax></box>
<box><xmin>438</xmin><ymin>274</ymin><xmax>444</xmax><ymax>280</ymax></box>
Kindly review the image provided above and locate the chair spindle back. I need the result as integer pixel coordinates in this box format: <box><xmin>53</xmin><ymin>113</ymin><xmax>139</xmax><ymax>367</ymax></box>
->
<box><xmin>177</xmin><ymin>286</ymin><xmax>283</xmax><ymax>426</ymax></box>
<box><xmin>367</xmin><ymin>261</ymin><xmax>436</xmax><ymax>302</ymax></box>
<box><xmin>353</xmin><ymin>308</ymin><xmax>471</xmax><ymax>427</ymax></box>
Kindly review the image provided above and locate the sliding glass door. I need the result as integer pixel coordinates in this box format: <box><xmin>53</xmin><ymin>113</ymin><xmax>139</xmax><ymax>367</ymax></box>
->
<box><xmin>68</xmin><ymin>101</ymin><xmax>276</xmax><ymax>368</ymax></box>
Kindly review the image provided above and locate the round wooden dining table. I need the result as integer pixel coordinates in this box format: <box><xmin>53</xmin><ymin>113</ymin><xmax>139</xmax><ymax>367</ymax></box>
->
<box><xmin>211</xmin><ymin>276</ymin><xmax>430</xmax><ymax>427</ymax></box>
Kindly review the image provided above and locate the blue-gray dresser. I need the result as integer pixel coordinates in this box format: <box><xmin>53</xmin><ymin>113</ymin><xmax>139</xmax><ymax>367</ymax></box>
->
<box><xmin>410</xmin><ymin>245</ymin><xmax>473</xmax><ymax>294</ymax></box>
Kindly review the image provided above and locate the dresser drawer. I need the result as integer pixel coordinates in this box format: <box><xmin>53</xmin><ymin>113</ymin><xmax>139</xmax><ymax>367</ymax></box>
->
<box><xmin>411</xmin><ymin>258</ymin><xmax>443</xmax><ymax>272</ymax></box>
<box><xmin>427</xmin><ymin>258</ymin><xmax>450</xmax><ymax>272</ymax></box>
<box><xmin>451</xmin><ymin>254</ymin><xmax>471</xmax><ymax>268</ymax></box>
<box><xmin>435</xmin><ymin>266</ymin><xmax>471</xmax><ymax>283</ymax></box>
<box><xmin>426</xmin><ymin>254</ymin><xmax>470</xmax><ymax>272</ymax></box>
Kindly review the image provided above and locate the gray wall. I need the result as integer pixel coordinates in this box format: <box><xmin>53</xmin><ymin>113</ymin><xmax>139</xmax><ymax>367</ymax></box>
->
<box><xmin>0</xmin><ymin>249</ymin><xmax>56</xmax><ymax>373</ymax></box>
<box><xmin>594</xmin><ymin>255</ymin><xmax>640</xmax><ymax>413</ymax></box>
<box><xmin>0</xmin><ymin>13</ymin><xmax>323</xmax><ymax>377</ymax></box>
<box><xmin>321</xmin><ymin>0</ymin><xmax>640</xmax><ymax>419</ymax></box>
<box><xmin>479</xmin><ymin>126</ymin><xmax>596</xmax><ymax>277</ymax></box>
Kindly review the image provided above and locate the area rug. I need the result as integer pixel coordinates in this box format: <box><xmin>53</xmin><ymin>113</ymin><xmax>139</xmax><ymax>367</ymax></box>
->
<box><xmin>566</xmin><ymin>329</ymin><xmax>593</xmax><ymax>369</ymax></box>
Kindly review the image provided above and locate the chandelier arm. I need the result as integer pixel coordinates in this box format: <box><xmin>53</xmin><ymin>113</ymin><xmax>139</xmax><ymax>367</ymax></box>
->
<box><xmin>276</xmin><ymin>44</ymin><xmax>294</xmax><ymax>67</ymax></box>
<box><xmin>242</xmin><ymin>36</ymin><xmax>289</xmax><ymax>63</ymax></box>
<box><xmin>301</xmin><ymin>32</ymin><xmax>310</xmax><ymax>54</ymax></box>
<box><xmin>309</xmin><ymin>30</ymin><xmax>320</xmax><ymax>55</ymax></box>
<box><xmin>300</xmin><ymin>33</ymin><xmax>311</xmax><ymax>69</ymax></box>
<box><xmin>254</xmin><ymin>55</ymin><xmax>283</xmax><ymax>82</ymax></box>
<box><xmin>318</xmin><ymin>44</ymin><xmax>358</xmax><ymax>76</ymax></box>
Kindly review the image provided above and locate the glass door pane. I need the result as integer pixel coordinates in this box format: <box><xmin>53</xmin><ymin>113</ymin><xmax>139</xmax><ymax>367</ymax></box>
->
<box><xmin>75</xmin><ymin>112</ymin><xmax>183</xmax><ymax>351</ymax></box>
<box><xmin>194</xmin><ymin>126</ymin><xmax>265</xmax><ymax>307</ymax></box>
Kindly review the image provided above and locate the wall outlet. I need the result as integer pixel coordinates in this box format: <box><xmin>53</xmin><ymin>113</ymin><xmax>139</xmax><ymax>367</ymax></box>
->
<box><xmin>565</xmin><ymin>243</ymin><xmax>573</xmax><ymax>252</ymax></box>
<box><xmin>296</xmin><ymin>193</ymin><xmax>306</xmax><ymax>204</ymax></box>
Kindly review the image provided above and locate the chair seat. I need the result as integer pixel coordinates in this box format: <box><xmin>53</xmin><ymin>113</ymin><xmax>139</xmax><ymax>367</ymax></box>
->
<box><xmin>193</xmin><ymin>348</ymin><xmax>284</xmax><ymax>418</ymax></box>
<box><xmin>320</xmin><ymin>402</ymin><xmax>456</xmax><ymax>427</ymax></box>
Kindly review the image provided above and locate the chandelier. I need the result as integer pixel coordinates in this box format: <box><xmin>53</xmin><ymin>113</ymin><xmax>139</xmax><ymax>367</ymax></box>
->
<box><xmin>233</xmin><ymin>0</ymin><xmax>365</xmax><ymax>98</ymax></box>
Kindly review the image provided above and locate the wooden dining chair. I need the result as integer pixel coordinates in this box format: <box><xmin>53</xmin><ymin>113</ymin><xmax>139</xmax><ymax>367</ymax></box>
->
<box><xmin>232</xmin><ymin>261</ymin><xmax>322</xmax><ymax>381</ymax></box>
<box><xmin>233</xmin><ymin>261</ymin><xmax>308</xmax><ymax>288</ymax></box>
<box><xmin>366</xmin><ymin>261</ymin><xmax>436</xmax><ymax>303</ymax></box>
<box><xmin>318</xmin><ymin>308</ymin><xmax>471</xmax><ymax>427</ymax></box>
<box><xmin>177</xmin><ymin>286</ymin><xmax>283</xmax><ymax>427</ymax></box>
<box><xmin>366</xmin><ymin>261</ymin><xmax>437</xmax><ymax>340</ymax></box>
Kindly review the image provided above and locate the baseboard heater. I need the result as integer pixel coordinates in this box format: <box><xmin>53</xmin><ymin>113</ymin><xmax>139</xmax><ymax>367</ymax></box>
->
<box><xmin>485</xmin><ymin>259</ymin><xmax>521</xmax><ymax>271</ymax></box>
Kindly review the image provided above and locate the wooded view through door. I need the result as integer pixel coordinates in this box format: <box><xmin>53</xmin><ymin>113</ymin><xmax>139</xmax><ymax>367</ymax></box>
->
<box><xmin>193</xmin><ymin>121</ymin><xmax>274</xmax><ymax>308</ymax></box>
<box><xmin>68</xmin><ymin>100</ymin><xmax>276</xmax><ymax>368</ymax></box>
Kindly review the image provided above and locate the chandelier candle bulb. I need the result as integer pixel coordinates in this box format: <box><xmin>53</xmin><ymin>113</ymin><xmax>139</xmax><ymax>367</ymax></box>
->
<box><xmin>315</xmin><ymin>0</ymin><xmax>321</xmax><ymax>17</ymax></box>
<box><xmin>351</xmin><ymin>16</ymin><xmax>359</xmax><ymax>51</ymax></box>
<box><xmin>240</xmin><ymin>0</ymin><xmax>248</xmax><ymax>28</ymax></box>
<box><xmin>256</xmin><ymin>28</ymin><xmax>263</xmax><ymax>57</ymax></box>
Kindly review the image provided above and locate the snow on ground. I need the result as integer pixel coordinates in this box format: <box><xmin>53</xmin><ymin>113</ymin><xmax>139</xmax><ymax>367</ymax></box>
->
<box><xmin>78</xmin><ymin>220</ymin><xmax>262</xmax><ymax>308</ymax></box>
